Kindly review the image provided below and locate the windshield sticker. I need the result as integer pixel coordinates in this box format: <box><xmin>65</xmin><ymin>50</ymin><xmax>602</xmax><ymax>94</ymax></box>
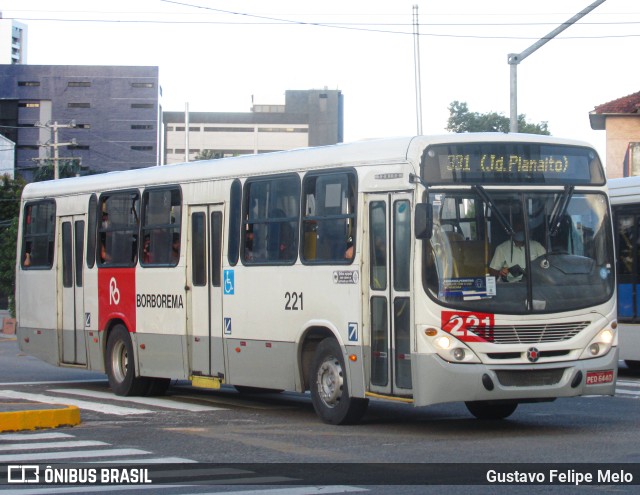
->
<box><xmin>440</xmin><ymin>277</ymin><xmax>493</xmax><ymax>300</ymax></box>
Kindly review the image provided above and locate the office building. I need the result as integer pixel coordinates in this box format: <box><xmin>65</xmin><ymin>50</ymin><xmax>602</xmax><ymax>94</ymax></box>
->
<box><xmin>0</xmin><ymin>64</ymin><xmax>161</xmax><ymax>180</ymax></box>
<box><xmin>0</xmin><ymin>14</ymin><xmax>27</xmax><ymax>64</ymax></box>
<box><xmin>164</xmin><ymin>89</ymin><xmax>343</xmax><ymax>164</ymax></box>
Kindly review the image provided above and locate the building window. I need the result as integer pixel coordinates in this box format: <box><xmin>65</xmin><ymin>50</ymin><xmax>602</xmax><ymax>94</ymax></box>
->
<box><xmin>204</xmin><ymin>127</ymin><xmax>253</xmax><ymax>132</ymax></box>
<box><xmin>131</xmin><ymin>145</ymin><xmax>153</xmax><ymax>151</ymax></box>
<box><xmin>131</xmin><ymin>82</ymin><xmax>155</xmax><ymax>88</ymax></box>
<box><xmin>18</xmin><ymin>81</ymin><xmax>40</xmax><ymax>87</ymax></box>
<box><xmin>131</xmin><ymin>124</ymin><xmax>154</xmax><ymax>130</ymax></box>
<box><xmin>68</xmin><ymin>82</ymin><xmax>91</xmax><ymax>87</ymax></box>
<box><xmin>630</xmin><ymin>143</ymin><xmax>640</xmax><ymax>177</ymax></box>
<box><xmin>131</xmin><ymin>103</ymin><xmax>154</xmax><ymax>109</ymax></box>
<box><xmin>68</xmin><ymin>102</ymin><xmax>91</xmax><ymax>108</ymax></box>
<box><xmin>18</xmin><ymin>102</ymin><xmax>40</xmax><ymax>108</ymax></box>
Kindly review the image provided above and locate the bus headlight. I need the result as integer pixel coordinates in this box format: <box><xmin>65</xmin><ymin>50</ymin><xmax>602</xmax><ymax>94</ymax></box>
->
<box><xmin>425</xmin><ymin>328</ymin><xmax>481</xmax><ymax>363</ymax></box>
<box><xmin>580</xmin><ymin>326</ymin><xmax>616</xmax><ymax>360</ymax></box>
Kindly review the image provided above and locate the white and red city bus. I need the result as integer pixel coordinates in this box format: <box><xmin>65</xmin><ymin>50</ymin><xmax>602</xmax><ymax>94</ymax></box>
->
<box><xmin>16</xmin><ymin>133</ymin><xmax>618</xmax><ymax>424</ymax></box>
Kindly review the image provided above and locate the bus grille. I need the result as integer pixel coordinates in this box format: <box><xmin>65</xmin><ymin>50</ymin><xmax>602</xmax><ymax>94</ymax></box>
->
<box><xmin>495</xmin><ymin>368</ymin><xmax>566</xmax><ymax>387</ymax></box>
<box><xmin>479</xmin><ymin>322</ymin><xmax>589</xmax><ymax>344</ymax></box>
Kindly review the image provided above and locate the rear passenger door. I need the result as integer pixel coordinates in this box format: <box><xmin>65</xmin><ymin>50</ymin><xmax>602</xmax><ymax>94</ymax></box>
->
<box><xmin>60</xmin><ymin>215</ymin><xmax>87</xmax><ymax>365</ymax></box>
<box><xmin>187</xmin><ymin>205</ymin><xmax>225</xmax><ymax>379</ymax></box>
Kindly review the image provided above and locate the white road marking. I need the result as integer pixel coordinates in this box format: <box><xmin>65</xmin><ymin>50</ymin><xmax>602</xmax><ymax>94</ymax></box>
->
<box><xmin>0</xmin><ymin>390</ymin><xmax>151</xmax><ymax>415</ymax></box>
<box><xmin>49</xmin><ymin>388</ymin><xmax>226</xmax><ymax>411</ymax></box>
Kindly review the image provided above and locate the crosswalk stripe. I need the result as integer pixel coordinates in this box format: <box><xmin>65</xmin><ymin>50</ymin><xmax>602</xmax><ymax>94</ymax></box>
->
<box><xmin>616</xmin><ymin>380</ymin><xmax>640</xmax><ymax>388</ymax></box>
<box><xmin>615</xmin><ymin>389</ymin><xmax>640</xmax><ymax>397</ymax></box>
<box><xmin>0</xmin><ymin>390</ymin><xmax>152</xmax><ymax>415</ymax></box>
<box><xmin>0</xmin><ymin>448</ymin><xmax>151</xmax><ymax>463</ymax></box>
<box><xmin>49</xmin><ymin>388</ymin><xmax>226</xmax><ymax>412</ymax></box>
<box><xmin>0</xmin><ymin>440</ymin><xmax>108</xmax><ymax>452</ymax></box>
<box><xmin>0</xmin><ymin>432</ymin><xmax>74</xmax><ymax>441</ymax></box>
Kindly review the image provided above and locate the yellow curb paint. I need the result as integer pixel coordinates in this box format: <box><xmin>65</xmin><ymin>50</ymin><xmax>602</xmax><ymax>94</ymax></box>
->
<box><xmin>0</xmin><ymin>405</ymin><xmax>81</xmax><ymax>432</ymax></box>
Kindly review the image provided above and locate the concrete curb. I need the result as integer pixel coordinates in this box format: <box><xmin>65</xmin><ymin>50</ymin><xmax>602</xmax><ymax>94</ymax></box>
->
<box><xmin>0</xmin><ymin>403</ymin><xmax>81</xmax><ymax>433</ymax></box>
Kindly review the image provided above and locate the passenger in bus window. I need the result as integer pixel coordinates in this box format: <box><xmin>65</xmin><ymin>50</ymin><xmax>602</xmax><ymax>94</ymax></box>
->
<box><xmin>23</xmin><ymin>242</ymin><xmax>32</xmax><ymax>267</ymax></box>
<box><xmin>143</xmin><ymin>235</ymin><xmax>152</xmax><ymax>263</ymax></box>
<box><xmin>171</xmin><ymin>233</ymin><xmax>180</xmax><ymax>263</ymax></box>
<box><xmin>345</xmin><ymin>236</ymin><xmax>354</xmax><ymax>259</ymax></box>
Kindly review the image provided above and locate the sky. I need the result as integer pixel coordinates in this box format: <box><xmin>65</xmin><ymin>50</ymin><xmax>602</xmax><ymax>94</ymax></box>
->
<box><xmin>2</xmin><ymin>0</ymin><xmax>639</xmax><ymax>162</ymax></box>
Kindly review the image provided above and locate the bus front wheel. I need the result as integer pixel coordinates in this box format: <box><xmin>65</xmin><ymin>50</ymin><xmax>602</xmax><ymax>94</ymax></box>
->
<box><xmin>465</xmin><ymin>400</ymin><xmax>518</xmax><ymax>420</ymax></box>
<box><xmin>310</xmin><ymin>338</ymin><xmax>368</xmax><ymax>425</ymax></box>
<box><xmin>106</xmin><ymin>325</ymin><xmax>150</xmax><ymax>396</ymax></box>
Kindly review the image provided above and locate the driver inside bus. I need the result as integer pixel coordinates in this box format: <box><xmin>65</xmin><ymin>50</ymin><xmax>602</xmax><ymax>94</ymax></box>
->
<box><xmin>489</xmin><ymin>219</ymin><xmax>546</xmax><ymax>282</ymax></box>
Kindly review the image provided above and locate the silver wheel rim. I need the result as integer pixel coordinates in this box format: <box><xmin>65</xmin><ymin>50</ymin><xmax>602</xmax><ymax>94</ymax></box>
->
<box><xmin>316</xmin><ymin>355</ymin><xmax>343</xmax><ymax>408</ymax></box>
<box><xmin>111</xmin><ymin>340</ymin><xmax>128</xmax><ymax>384</ymax></box>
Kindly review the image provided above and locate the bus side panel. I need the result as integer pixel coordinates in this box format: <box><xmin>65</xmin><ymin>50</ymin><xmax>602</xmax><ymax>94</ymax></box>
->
<box><xmin>223</xmin><ymin>265</ymin><xmax>362</xmax><ymax>392</ymax></box>
<box><xmin>17</xmin><ymin>269</ymin><xmax>60</xmax><ymax>366</ymax></box>
<box><xmin>225</xmin><ymin>339</ymin><xmax>295</xmax><ymax>390</ymax></box>
<box><xmin>619</xmin><ymin>323</ymin><xmax>640</xmax><ymax>362</ymax></box>
<box><xmin>135</xmin><ymin>268</ymin><xmax>189</xmax><ymax>379</ymax></box>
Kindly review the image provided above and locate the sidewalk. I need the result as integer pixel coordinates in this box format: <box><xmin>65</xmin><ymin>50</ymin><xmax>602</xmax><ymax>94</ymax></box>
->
<box><xmin>0</xmin><ymin>329</ymin><xmax>81</xmax><ymax>433</ymax></box>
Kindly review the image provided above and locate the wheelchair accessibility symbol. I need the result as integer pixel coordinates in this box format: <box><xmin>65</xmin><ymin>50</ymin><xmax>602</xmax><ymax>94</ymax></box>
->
<box><xmin>224</xmin><ymin>270</ymin><xmax>234</xmax><ymax>295</ymax></box>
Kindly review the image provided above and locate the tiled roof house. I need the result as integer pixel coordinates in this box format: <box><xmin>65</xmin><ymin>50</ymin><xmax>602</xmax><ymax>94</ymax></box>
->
<box><xmin>590</xmin><ymin>91</ymin><xmax>640</xmax><ymax>178</ymax></box>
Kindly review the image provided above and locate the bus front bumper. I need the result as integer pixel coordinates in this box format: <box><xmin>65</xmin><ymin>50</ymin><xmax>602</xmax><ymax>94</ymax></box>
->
<box><xmin>411</xmin><ymin>347</ymin><xmax>618</xmax><ymax>407</ymax></box>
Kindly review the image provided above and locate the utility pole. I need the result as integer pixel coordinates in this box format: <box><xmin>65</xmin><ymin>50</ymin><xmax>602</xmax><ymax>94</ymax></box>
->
<box><xmin>508</xmin><ymin>0</ymin><xmax>607</xmax><ymax>132</ymax></box>
<box><xmin>35</xmin><ymin>120</ymin><xmax>77</xmax><ymax>179</ymax></box>
<box><xmin>413</xmin><ymin>4</ymin><xmax>423</xmax><ymax>135</ymax></box>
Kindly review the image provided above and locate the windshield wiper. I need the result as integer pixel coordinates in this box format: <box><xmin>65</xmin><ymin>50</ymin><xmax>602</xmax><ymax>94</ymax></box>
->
<box><xmin>473</xmin><ymin>185</ymin><xmax>514</xmax><ymax>237</ymax></box>
<box><xmin>548</xmin><ymin>185</ymin><xmax>574</xmax><ymax>237</ymax></box>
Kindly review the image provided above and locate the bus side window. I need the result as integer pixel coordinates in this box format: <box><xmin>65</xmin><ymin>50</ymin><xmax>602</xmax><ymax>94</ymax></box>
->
<box><xmin>301</xmin><ymin>170</ymin><xmax>357</xmax><ymax>264</ymax></box>
<box><xmin>98</xmin><ymin>191</ymin><xmax>140</xmax><ymax>267</ymax></box>
<box><xmin>242</xmin><ymin>175</ymin><xmax>299</xmax><ymax>265</ymax></box>
<box><xmin>21</xmin><ymin>200</ymin><xmax>56</xmax><ymax>269</ymax></box>
<box><xmin>140</xmin><ymin>187</ymin><xmax>182</xmax><ymax>266</ymax></box>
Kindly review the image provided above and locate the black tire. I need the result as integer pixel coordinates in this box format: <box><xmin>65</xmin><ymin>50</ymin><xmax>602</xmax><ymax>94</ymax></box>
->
<box><xmin>624</xmin><ymin>360</ymin><xmax>640</xmax><ymax>371</ymax></box>
<box><xmin>145</xmin><ymin>378</ymin><xmax>171</xmax><ymax>396</ymax></box>
<box><xmin>310</xmin><ymin>338</ymin><xmax>369</xmax><ymax>425</ymax></box>
<box><xmin>105</xmin><ymin>325</ymin><xmax>150</xmax><ymax>396</ymax></box>
<box><xmin>465</xmin><ymin>400</ymin><xmax>518</xmax><ymax>420</ymax></box>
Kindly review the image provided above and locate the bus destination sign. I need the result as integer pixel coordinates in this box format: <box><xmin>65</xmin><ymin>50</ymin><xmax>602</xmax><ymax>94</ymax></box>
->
<box><xmin>421</xmin><ymin>142</ymin><xmax>605</xmax><ymax>186</ymax></box>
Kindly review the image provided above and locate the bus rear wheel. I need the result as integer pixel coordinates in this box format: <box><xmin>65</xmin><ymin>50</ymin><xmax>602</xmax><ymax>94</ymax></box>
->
<box><xmin>106</xmin><ymin>325</ymin><xmax>150</xmax><ymax>396</ymax></box>
<box><xmin>310</xmin><ymin>338</ymin><xmax>368</xmax><ymax>425</ymax></box>
<box><xmin>465</xmin><ymin>400</ymin><xmax>518</xmax><ymax>420</ymax></box>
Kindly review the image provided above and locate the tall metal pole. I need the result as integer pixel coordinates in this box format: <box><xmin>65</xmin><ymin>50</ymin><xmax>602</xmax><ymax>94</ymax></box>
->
<box><xmin>508</xmin><ymin>0</ymin><xmax>607</xmax><ymax>132</ymax></box>
<box><xmin>185</xmin><ymin>102</ymin><xmax>190</xmax><ymax>163</ymax></box>
<box><xmin>413</xmin><ymin>5</ymin><xmax>423</xmax><ymax>135</ymax></box>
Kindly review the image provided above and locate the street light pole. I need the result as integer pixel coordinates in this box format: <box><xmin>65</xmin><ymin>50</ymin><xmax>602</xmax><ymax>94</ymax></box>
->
<box><xmin>508</xmin><ymin>0</ymin><xmax>607</xmax><ymax>132</ymax></box>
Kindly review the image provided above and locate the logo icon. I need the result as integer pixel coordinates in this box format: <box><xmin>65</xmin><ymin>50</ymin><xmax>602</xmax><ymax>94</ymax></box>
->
<box><xmin>223</xmin><ymin>270</ymin><xmax>234</xmax><ymax>295</ymax></box>
<box><xmin>526</xmin><ymin>347</ymin><xmax>540</xmax><ymax>363</ymax></box>
<box><xmin>109</xmin><ymin>277</ymin><xmax>120</xmax><ymax>305</ymax></box>
<box><xmin>8</xmin><ymin>465</ymin><xmax>40</xmax><ymax>484</ymax></box>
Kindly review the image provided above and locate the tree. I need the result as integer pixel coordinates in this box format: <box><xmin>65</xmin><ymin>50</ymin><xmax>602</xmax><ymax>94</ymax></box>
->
<box><xmin>446</xmin><ymin>101</ymin><xmax>550</xmax><ymax>135</ymax></box>
<box><xmin>0</xmin><ymin>175</ymin><xmax>26</xmax><ymax>316</ymax></box>
<box><xmin>33</xmin><ymin>159</ymin><xmax>85</xmax><ymax>182</ymax></box>
<box><xmin>194</xmin><ymin>150</ymin><xmax>223</xmax><ymax>161</ymax></box>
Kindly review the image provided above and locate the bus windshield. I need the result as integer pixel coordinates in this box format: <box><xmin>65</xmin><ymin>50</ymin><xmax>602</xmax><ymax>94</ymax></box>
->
<box><xmin>423</xmin><ymin>189</ymin><xmax>614</xmax><ymax>314</ymax></box>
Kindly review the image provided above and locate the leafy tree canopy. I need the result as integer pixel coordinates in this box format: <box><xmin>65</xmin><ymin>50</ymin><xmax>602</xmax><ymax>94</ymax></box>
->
<box><xmin>446</xmin><ymin>101</ymin><xmax>550</xmax><ymax>135</ymax></box>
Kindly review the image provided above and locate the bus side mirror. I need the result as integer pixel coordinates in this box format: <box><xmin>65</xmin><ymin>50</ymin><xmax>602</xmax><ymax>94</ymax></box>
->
<box><xmin>415</xmin><ymin>203</ymin><xmax>433</xmax><ymax>240</ymax></box>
